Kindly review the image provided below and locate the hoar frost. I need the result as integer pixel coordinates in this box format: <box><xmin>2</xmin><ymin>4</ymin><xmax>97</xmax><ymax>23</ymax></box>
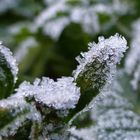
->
<box><xmin>70</xmin><ymin>80</ymin><xmax>140</xmax><ymax>140</ymax></box>
<box><xmin>73</xmin><ymin>34</ymin><xmax>127</xmax><ymax>90</ymax></box>
<box><xmin>0</xmin><ymin>44</ymin><xmax>18</xmax><ymax>82</ymax></box>
<box><xmin>16</xmin><ymin>77</ymin><xmax>80</xmax><ymax>110</ymax></box>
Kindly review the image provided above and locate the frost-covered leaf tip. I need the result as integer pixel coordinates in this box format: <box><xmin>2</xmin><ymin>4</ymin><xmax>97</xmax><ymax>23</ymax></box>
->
<box><xmin>0</xmin><ymin>43</ymin><xmax>18</xmax><ymax>98</ymax></box>
<box><xmin>0</xmin><ymin>44</ymin><xmax>18</xmax><ymax>82</ymax></box>
<box><xmin>16</xmin><ymin>77</ymin><xmax>80</xmax><ymax>110</ymax></box>
<box><xmin>73</xmin><ymin>34</ymin><xmax>127</xmax><ymax>91</ymax></box>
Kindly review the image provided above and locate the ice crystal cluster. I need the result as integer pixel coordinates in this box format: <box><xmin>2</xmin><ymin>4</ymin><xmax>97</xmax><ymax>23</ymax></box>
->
<box><xmin>74</xmin><ymin>34</ymin><xmax>127</xmax><ymax>91</ymax></box>
<box><xmin>1</xmin><ymin>33</ymin><xmax>138</xmax><ymax>140</ymax></box>
<box><xmin>70</xmin><ymin>78</ymin><xmax>140</xmax><ymax>140</ymax></box>
<box><xmin>16</xmin><ymin>77</ymin><xmax>80</xmax><ymax>110</ymax></box>
<box><xmin>91</xmin><ymin>84</ymin><xmax>140</xmax><ymax>140</ymax></box>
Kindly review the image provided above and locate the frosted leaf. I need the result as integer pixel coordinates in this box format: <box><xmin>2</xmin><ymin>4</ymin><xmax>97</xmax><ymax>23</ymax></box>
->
<box><xmin>0</xmin><ymin>94</ymin><xmax>27</xmax><ymax>113</ymax></box>
<box><xmin>95</xmin><ymin>109</ymin><xmax>140</xmax><ymax>130</ymax></box>
<box><xmin>90</xmin><ymin>79</ymin><xmax>140</xmax><ymax>140</ymax></box>
<box><xmin>0</xmin><ymin>109</ymin><xmax>41</xmax><ymax>138</ymax></box>
<box><xmin>0</xmin><ymin>91</ymin><xmax>41</xmax><ymax>138</ymax></box>
<box><xmin>16</xmin><ymin>77</ymin><xmax>80</xmax><ymax>110</ymax></box>
<box><xmin>0</xmin><ymin>91</ymin><xmax>41</xmax><ymax>118</ymax></box>
<box><xmin>0</xmin><ymin>44</ymin><xmax>18</xmax><ymax>83</ymax></box>
<box><xmin>91</xmin><ymin>93</ymin><xmax>133</xmax><ymax>120</ymax></box>
<box><xmin>70</xmin><ymin>110</ymin><xmax>140</xmax><ymax>140</ymax></box>
<box><xmin>92</xmin><ymin>108</ymin><xmax>140</xmax><ymax>140</ymax></box>
<box><xmin>74</xmin><ymin>102</ymin><xmax>140</xmax><ymax>139</ymax></box>
<box><xmin>0</xmin><ymin>114</ymin><xmax>28</xmax><ymax>137</ymax></box>
<box><xmin>14</xmin><ymin>37</ymin><xmax>38</xmax><ymax>62</ymax></box>
<box><xmin>70</xmin><ymin>81</ymin><xmax>140</xmax><ymax>140</ymax></box>
<box><xmin>73</xmin><ymin>34</ymin><xmax>127</xmax><ymax>91</ymax></box>
<box><xmin>69</xmin><ymin>127</ymin><xmax>96</xmax><ymax>140</ymax></box>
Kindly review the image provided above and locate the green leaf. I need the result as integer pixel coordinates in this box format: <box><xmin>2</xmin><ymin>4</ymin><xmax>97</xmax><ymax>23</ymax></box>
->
<box><xmin>69</xmin><ymin>75</ymin><xmax>140</xmax><ymax>139</ymax></box>
<box><xmin>91</xmin><ymin>76</ymin><xmax>140</xmax><ymax>139</ymax></box>
<box><xmin>0</xmin><ymin>44</ymin><xmax>18</xmax><ymax>99</ymax></box>
<box><xmin>72</xmin><ymin>34</ymin><xmax>127</xmax><ymax>113</ymax></box>
<box><xmin>0</xmin><ymin>92</ymin><xmax>42</xmax><ymax>139</ymax></box>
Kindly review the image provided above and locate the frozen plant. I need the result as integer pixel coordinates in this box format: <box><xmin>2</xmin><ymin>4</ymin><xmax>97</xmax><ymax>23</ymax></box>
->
<box><xmin>0</xmin><ymin>34</ymin><xmax>129</xmax><ymax>139</ymax></box>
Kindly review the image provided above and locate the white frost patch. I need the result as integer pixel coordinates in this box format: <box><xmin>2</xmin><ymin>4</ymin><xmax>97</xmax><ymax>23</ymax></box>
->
<box><xmin>92</xmin><ymin>108</ymin><xmax>140</xmax><ymax>140</ymax></box>
<box><xmin>70</xmin><ymin>81</ymin><xmax>140</xmax><ymax>140</ymax></box>
<box><xmin>69</xmin><ymin>127</ymin><xmax>96</xmax><ymax>140</ymax></box>
<box><xmin>73</xmin><ymin>34</ymin><xmax>127</xmax><ymax>82</ymax></box>
<box><xmin>0</xmin><ymin>44</ymin><xmax>18</xmax><ymax>82</ymax></box>
<box><xmin>0</xmin><ymin>108</ymin><xmax>41</xmax><ymax>137</ymax></box>
<box><xmin>16</xmin><ymin>77</ymin><xmax>80</xmax><ymax>110</ymax></box>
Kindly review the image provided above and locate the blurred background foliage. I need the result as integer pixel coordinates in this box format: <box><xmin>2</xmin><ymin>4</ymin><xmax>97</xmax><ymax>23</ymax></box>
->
<box><xmin>0</xmin><ymin>0</ymin><xmax>138</xmax><ymax>83</ymax></box>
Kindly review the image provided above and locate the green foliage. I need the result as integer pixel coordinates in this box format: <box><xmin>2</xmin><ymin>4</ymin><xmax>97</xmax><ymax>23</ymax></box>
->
<box><xmin>0</xmin><ymin>45</ymin><xmax>17</xmax><ymax>99</ymax></box>
<box><xmin>0</xmin><ymin>0</ymin><xmax>140</xmax><ymax>140</ymax></box>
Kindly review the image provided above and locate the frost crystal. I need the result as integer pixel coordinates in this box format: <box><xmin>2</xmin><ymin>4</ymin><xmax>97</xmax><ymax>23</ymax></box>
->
<box><xmin>0</xmin><ymin>91</ymin><xmax>41</xmax><ymax>138</ymax></box>
<box><xmin>93</xmin><ymin>109</ymin><xmax>140</xmax><ymax>140</ymax></box>
<box><xmin>0</xmin><ymin>44</ymin><xmax>18</xmax><ymax>82</ymax></box>
<box><xmin>73</xmin><ymin>34</ymin><xmax>127</xmax><ymax>89</ymax></box>
<box><xmin>90</xmin><ymin>80</ymin><xmax>140</xmax><ymax>140</ymax></box>
<box><xmin>91</xmin><ymin>93</ymin><xmax>133</xmax><ymax>120</ymax></box>
<box><xmin>0</xmin><ymin>109</ymin><xmax>41</xmax><ymax>138</ymax></box>
<box><xmin>16</xmin><ymin>77</ymin><xmax>80</xmax><ymax>110</ymax></box>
